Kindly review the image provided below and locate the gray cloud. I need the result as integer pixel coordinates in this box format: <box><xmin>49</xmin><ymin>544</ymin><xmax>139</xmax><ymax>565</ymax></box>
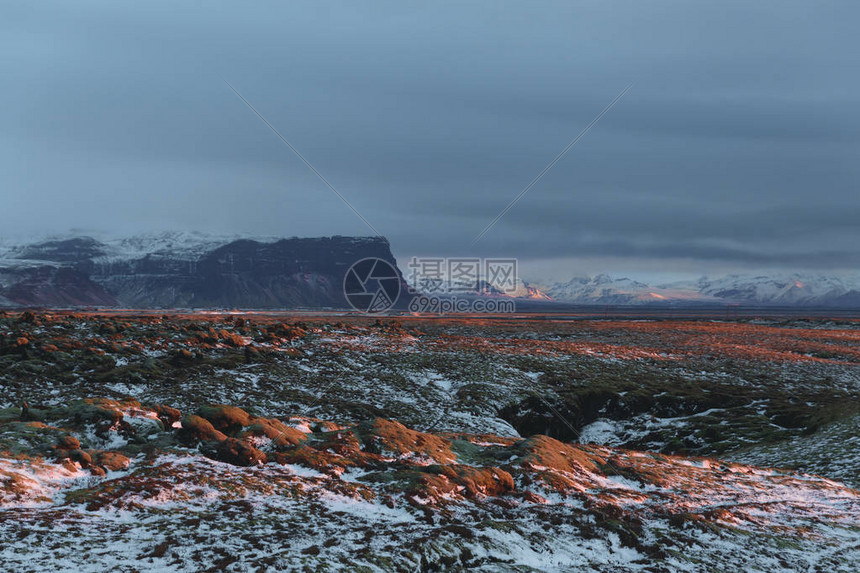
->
<box><xmin>1</xmin><ymin>1</ymin><xmax>858</xmax><ymax>277</ymax></box>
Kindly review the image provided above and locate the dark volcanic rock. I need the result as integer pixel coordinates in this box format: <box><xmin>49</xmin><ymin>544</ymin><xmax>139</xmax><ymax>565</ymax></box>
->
<box><xmin>94</xmin><ymin>236</ymin><xmax>406</xmax><ymax>309</ymax></box>
<box><xmin>179</xmin><ymin>415</ymin><xmax>228</xmax><ymax>443</ymax></box>
<box><xmin>215</xmin><ymin>437</ymin><xmax>267</xmax><ymax>466</ymax></box>
<box><xmin>197</xmin><ymin>405</ymin><xmax>251</xmax><ymax>434</ymax></box>
<box><xmin>0</xmin><ymin>266</ymin><xmax>118</xmax><ymax>308</ymax></box>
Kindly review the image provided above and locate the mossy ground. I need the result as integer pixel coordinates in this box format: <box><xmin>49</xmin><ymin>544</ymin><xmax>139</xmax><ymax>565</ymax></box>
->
<box><xmin>0</xmin><ymin>311</ymin><xmax>858</xmax><ymax>570</ymax></box>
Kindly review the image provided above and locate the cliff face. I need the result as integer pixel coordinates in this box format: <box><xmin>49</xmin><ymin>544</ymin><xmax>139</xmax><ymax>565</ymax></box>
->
<box><xmin>0</xmin><ymin>235</ymin><xmax>406</xmax><ymax>309</ymax></box>
<box><xmin>0</xmin><ymin>266</ymin><xmax>117</xmax><ymax>308</ymax></box>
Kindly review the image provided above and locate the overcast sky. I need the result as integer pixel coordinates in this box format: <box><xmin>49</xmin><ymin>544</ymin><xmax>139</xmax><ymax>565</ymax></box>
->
<box><xmin>2</xmin><ymin>1</ymin><xmax>858</xmax><ymax>282</ymax></box>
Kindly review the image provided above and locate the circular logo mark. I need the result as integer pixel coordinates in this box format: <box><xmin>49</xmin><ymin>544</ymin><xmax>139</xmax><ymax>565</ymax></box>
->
<box><xmin>343</xmin><ymin>257</ymin><xmax>401</xmax><ymax>313</ymax></box>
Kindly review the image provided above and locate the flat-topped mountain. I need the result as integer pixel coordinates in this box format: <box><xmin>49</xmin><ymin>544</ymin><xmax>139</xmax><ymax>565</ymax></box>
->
<box><xmin>0</xmin><ymin>233</ymin><xmax>405</xmax><ymax>309</ymax></box>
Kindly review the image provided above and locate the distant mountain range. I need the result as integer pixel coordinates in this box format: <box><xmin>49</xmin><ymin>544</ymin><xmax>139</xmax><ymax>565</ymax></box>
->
<box><xmin>1</xmin><ymin>233</ymin><xmax>859</xmax><ymax>308</ymax></box>
<box><xmin>539</xmin><ymin>273</ymin><xmax>860</xmax><ymax>307</ymax></box>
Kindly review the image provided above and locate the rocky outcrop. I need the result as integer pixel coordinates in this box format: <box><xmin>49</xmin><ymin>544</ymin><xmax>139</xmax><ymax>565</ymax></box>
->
<box><xmin>0</xmin><ymin>266</ymin><xmax>117</xmax><ymax>307</ymax></box>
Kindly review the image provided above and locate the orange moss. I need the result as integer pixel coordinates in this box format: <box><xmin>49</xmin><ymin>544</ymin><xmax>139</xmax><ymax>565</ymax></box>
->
<box><xmin>430</xmin><ymin>465</ymin><xmax>515</xmax><ymax>498</ymax></box>
<box><xmin>181</xmin><ymin>415</ymin><xmax>228</xmax><ymax>443</ymax></box>
<box><xmin>197</xmin><ymin>405</ymin><xmax>251</xmax><ymax>433</ymax></box>
<box><xmin>365</xmin><ymin>418</ymin><xmax>456</xmax><ymax>464</ymax></box>
<box><xmin>518</xmin><ymin>435</ymin><xmax>605</xmax><ymax>474</ymax></box>
<box><xmin>241</xmin><ymin>417</ymin><xmax>307</xmax><ymax>447</ymax></box>
<box><xmin>271</xmin><ymin>446</ymin><xmax>353</xmax><ymax>471</ymax></box>
<box><xmin>93</xmin><ymin>451</ymin><xmax>131</xmax><ymax>471</ymax></box>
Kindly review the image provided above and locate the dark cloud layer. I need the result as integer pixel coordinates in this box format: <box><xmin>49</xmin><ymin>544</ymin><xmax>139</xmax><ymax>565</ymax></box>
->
<box><xmin>1</xmin><ymin>1</ymin><xmax>858</xmax><ymax>276</ymax></box>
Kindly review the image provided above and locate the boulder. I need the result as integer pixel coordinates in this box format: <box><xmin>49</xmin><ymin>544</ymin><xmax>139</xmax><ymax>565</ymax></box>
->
<box><xmin>240</xmin><ymin>417</ymin><xmax>307</xmax><ymax>448</ymax></box>
<box><xmin>57</xmin><ymin>434</ymin><xmax>80</xmax><ymax>450</ymax></box>
<box><xmin>216</xmin><ymin>438</ymin><xmax>267</xmax><ymax>466</ymax></box>
<box><xmin>179</xmin><ymin>415</ymin><xmax>228</xmax><ymax>443</ymax></box>
<box><xmin>93</xmin><ymin>451</ymin><xmax>131</xmax><ymax>471</ymax></box>
<box><xmin>153</xmin><ymin>404</ymin><xmax>182</xmax><ymax>427</ymax></box>
<box><xmin>67</xmin><ymin>399</ymin><xmax>124</xmax><ymax>426</ymax></box>
<box><xmin>71</xmin><ymin>449</ymin><xmax>93</xmax><ymax>468</ymax></box>
<box><xmin>197</xmin><ymin>405</ymin><xmax>251</xmax><ymax>434</ymax></box>
<box><xmin>360</xmin><ymin>418</ymin><xmax>456</xmax><ymax>464</ymax></box>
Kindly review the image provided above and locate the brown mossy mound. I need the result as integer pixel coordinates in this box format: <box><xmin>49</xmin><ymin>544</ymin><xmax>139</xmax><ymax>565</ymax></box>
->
<box><xmin>313</xmin><ymin>420</ymin><xmax>342</xmax><ymax>433</ymax></box>
<box><xmin>193</xmin><ymin>328</ymin><xmax>247</xmax><ymax>348</ymax></box>
<box><xmin>167</xmin><ymin>348</ymin><xmax>197</xmax><ymax>366</ymax></box>
<box><xmin>92</xmin><ymin>450</ymin><xmax>131</xmax><ymax>471</ymax></box>
<box><xmin>67</xmin><ymin>398</ymin><xmax>125</xmax><ymax>426</ymax></box>
<box><xmin>219</xmin><ymin>331</ymin><xmax>247</xmax><ymax>348</ymax></box>
<box><xmin>445</xmin><ymin>433</ymin><xmax>519</xmax><ymax>447</ymax></box>
<box><xmin>85</xmin><ymin>397</ymin><xmax>140</xmax><ymax>410</ymax></box>
<box><xmin>179</xmin><ymin>415</ymin><xmax>227</xmax><ymax>443</ymax></box>
<box><xmin>215</xmin><ymin>438</ymin><xmax>267</xmax><ymax>466</ymax></box>
<box><xmin>406</xmin><ymin>472</ymin><xmax>461</xmax><ymax>503</ymax></box>
<box><xmin>152</xmin><ymin>404</ymin><xmax>182</xmax><ymax>427</ymax></box>
<box><xmin>197</xmin><ymin>405</ymin><xmax>251</xmax><ymax>434</ymax></box>
<box><xmin>360</xmin><ymin>418</ymin><xmax>456</xmax><ymax>464</ymax></box>
<box><xmin>264</xmin><ymin>323</ymin><xmax>306</xmax><ymax>341</ymax></box>
<box><xmin>71</xmin><ymin>449</ymin><xmax>93</xmax><ymax>468</ymax></box>
<box><xmin>56</xmin><ymin>434</ymin><xmax>80</xmax><ymax>450</ymax></box>
<box><xmin>516</xmin><ymin>435</ymin><xmax>606</xmax><ymax>474</ymax></box>
<box><xmin>317</xmin><ymin>430</ymin><xmax>366</xmax><ymax>460</ymax></box>
<box><xmin>240</xmin><ymin>417</ymin><xmax>307</xmax><ymax>448</ymax></box>
<box><xmin>513</xmin><ymin>435</ymin><xmax>608</xmax><ymax>492</ymax></box>
<box><xmin>270</xmin><ymin>445</ymin><xmax>352</xmax><ymax>472</ymax></box>
<box><xmin>426</xmin><ymin>465</ymin><xmax>516</xmax><ymax>498</ymax></box>
<box><xmin>402</xmin><ymin>464</ymin><xmax>515</xmax><ymax>505</ymax></box>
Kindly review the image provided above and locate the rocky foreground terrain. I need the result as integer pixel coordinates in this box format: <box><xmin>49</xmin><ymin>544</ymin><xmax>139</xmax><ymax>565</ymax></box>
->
<box><xmin>0</xmin><ymin>311</ymin><xmax>858</xmax><ymax>571</ymax></box>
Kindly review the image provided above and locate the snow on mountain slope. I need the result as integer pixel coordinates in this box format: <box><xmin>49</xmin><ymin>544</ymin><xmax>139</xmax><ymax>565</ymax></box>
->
<box><xmin>541</xmin><ymin>273</ymin><xmax>860</xmax><ymax>306</ymax></box>
<box><xmin>405</xmin><ymin>276</ymin><xmax>552</xmax><ymax>300</ymax></box>
<box><xmin>479</xmin><ymin>279</ymin><xmax>553</xmax><ymax>300</ymax></box>
<box><xmin>507</xmin><ymin>279</ymin><xmax>553</xmax><ymax>300</ymax></box>
<box><xmin>3</xmin><ymin>233</ymin><xmax>860</xmax><ymax>307</ymax></box>
<box><xmin>0</xmin><ymin>233</ymin><xmax>404</xmax><ymax>309</ymax></box>
<box><xmin>0</xmin><ymin>232</ymin><xmax>281</xmax><ymax>267</ymax></box>
<box><xmin>689</xmin><ymin>273</ymin><xmax>860</xmax><ymax>305</ymax></box>
<box><xmin>544</xmin><ymin>274</ymin><xmax>715</xmax><ymax>305</ymax></box>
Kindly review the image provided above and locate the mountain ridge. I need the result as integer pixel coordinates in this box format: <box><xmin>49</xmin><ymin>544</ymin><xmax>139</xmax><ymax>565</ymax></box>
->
<box><xmin>0</xmin><ymin>234</ymin><xmax>406</xmax><ymax>309</ymax></box>
<box><xmin>539</xmin><ymin>272</ymin><xmax>860</xmax><ymax>307</ymax></box>
<box><xmin>2</xmin><ymin>233</ymin><xmax>860</xmax><ymax>308</ymax></box>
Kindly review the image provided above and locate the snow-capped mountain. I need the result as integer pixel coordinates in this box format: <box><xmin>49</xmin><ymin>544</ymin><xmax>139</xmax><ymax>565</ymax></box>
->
<box><xmin>689</xmin><ymin>274</ymin><xmax>860</xmax><ymax>306</ymax></box>
<box><xmin>506</xmin><ymin>279</ymin><xmax>553</xmax><ymax>300</ymax></box>
<box><xmin>473</xmin><ymin>279</ymin><xmax>552</xmax><ymax>300</ymax></box>
<box><xmin>541</xmin><ymin>273</ymin><xmax>860</xmax><ymax>306</ymax></box>
<box><xmin>544</xmin><ymin>274</ymin><xmax>715</xmax><ymax>305</ymax></box>
<box><xmin>0</xmin><ymin>232</ymin><xmax>279</xmax><ymax>267</ymax></box>
<box><xmin>404</xmin><ymin>276</ymin><xmax>551</xmax><ymax>300</ymax></box>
